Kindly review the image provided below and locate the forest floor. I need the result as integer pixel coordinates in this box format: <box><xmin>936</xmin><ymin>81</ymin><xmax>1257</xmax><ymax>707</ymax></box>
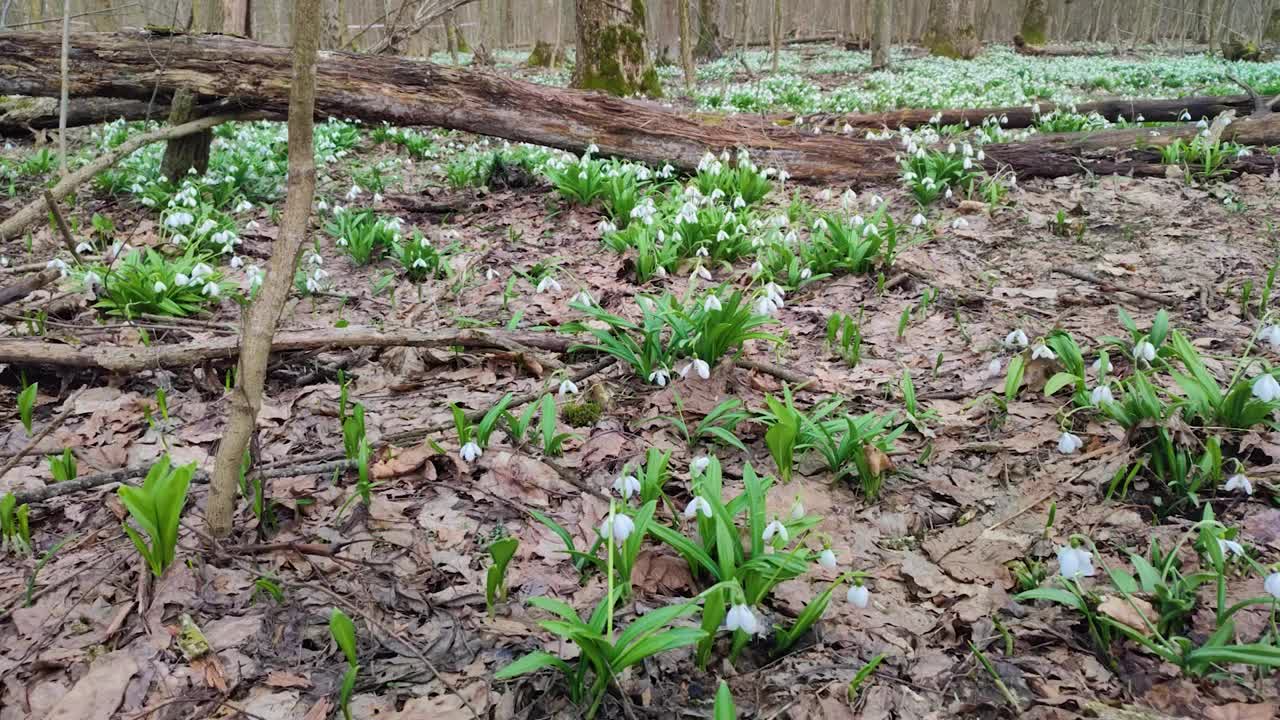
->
<box><xmin>2</xmin><ymin>43</ymin><xmax>1280</xmax><ymax>720</ymax></box>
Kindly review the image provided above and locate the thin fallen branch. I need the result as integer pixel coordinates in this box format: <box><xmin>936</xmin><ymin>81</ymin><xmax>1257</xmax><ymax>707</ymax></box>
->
<box><xmin>1053</xmin><ymin>267</ymin><xmax>1177</xmax><ymax>305</ymax></box>
<box><xmin>0</xmin><ymin>113</ymin><xmax>248</xmax><ymax>243</ymax></box>
<box><xmin>43</xmin><ymin>190</ymin><xmax>82</xmax><ymax>262</ymax></box>
<box><xmin>0</xmin><ymin>268</ymin><xmax>61</xmax><ymax>307</ymax></box>
<box><xmin>0</xmin><ymin>388</ymin><xmax>85</xmax><ymax>481</ymax></box>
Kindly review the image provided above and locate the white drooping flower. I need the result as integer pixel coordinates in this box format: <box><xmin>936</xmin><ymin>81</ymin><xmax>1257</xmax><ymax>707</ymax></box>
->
<box><xmin>1090</xmin><ymin>385</ymin><xmax>1115</xmax><ymax>405</ymax></box>
<box><xmin>1132</xmin><ymin>340</ymin><xmax>1157</xmax><ymax>364</ymax></box>
<box><xmin>818</xmin><ymin>549</ymin><xmax>837</xmax><ymax>569</ymax></box>
<box><xmin>1265</xmin><ymin>572</ymin><xmax>1280</xmax><ymax>599</ymax></box>
<box><xmin>762</xmin><ymin>519</ymin><xmax>789</xmax><ymax>544</ymax></box>
<box><xmin>911</xmin><ymin>212</ymin><xmax>926</xmax><ymax>227</ymax></box>
<box><xmin>1224</xmin><ymin>473</ymin><xmax>1253</xmax><ymax>496</ymax></box>
<box><xmin>1259</xmin><ymin>325</ymin><xmax>1280</xmax><ymax>351</ymax></box>
<box><xmin>1005</xmin><ymin>329</ymin><xmax>1029</xmax><ymax>348</ymax></box>
<box><xmin>691</xmin><ymin>456</ymin><xmax>711</xmax><ymax>475</ymax></box>
<box><xmin>683</xmin><ymin>496</ymin><xmax>713</xmax><ymax>520</ymax></box>
<box><xmin>1056</xmin><ymin>545</ymin><xmax>1096</xmax><ymax>579</ymax></box>
<box><xmin>724</xmin><ymin>604</ymin><xmax>760</xmax><ymax>635</ymax></box>
<box><xmin>1252</xmin><ymin>373</ymin><xmax>1280</xmax><ymax>403</ymax></box>
<box><xmin>152</xmin><ymin>281</ymin><xmax>168</xmax><ymax>293</ymax></box>
<box><xmin>704</xmin><ymin>295</ymin><xmax>723</xmax><ymax>312</ymax></box>
<box><xmin>460</xmin><ymin>441</ymin><xmax>483</xmax><ymax>463</ymax></box>
<box><xmin>600</xmin><ymin>513</ymin><xmax>635</xmax><ymax>543</ymax></box>
<box><xmin>558</xmin><ymin>379</ymin><xmax>579</xmax><ymax>396</ymax></box>
<box><xmin>680</xmin><ymin>359</ymin><xmax>711</xmax><ymax>380</ymax></box>
<box><xmin>536</xmin><ymin>276</ymin><xmax>562</xmax><ymax>294</ymax></box>
<box><xmin>1031</xmin><ymin>344</ymin><xmax>1056</xmax><ymax>361</ymax></box>
<box><xmin>174</xmin><ymin>273</ymin><xmax>191</xmax><ymax>287</ymax></box>
<box><xmin>846</xmin><ymin>583</ymin><xmax>870</xmax><ymax>608</ymax></box>
<box><xmin>202</xmin><ymin>282</ymin><xmax>220</xmax><ymax>297</ymax></box>
<box><xmin>986</xmin><ymin>358</ymin><xmax>1003</xmax><ymax>378</ymax></box>
<box><xmin>1057</xmin><ymin>431</ymin><xmax>1083</xmax><ymax>455</ymax></box>
<box><xmin>648</xmin><ymin>368</ymin><xmax>670</xmax><ymax>387</ymax></box>
<box><xmin>1218</xmin><ymin>538</ymin><xmax>1246</xmax><ymax>558</ymax></box>
<box><xmin>75</xmin><ymin>242</ymin><xmax>93</xmax><ymax>254</ymax></box>
<box><xmin>613</xmin><ymin>474</ymin><xmax>641</xmax><ymax>500</ymax></box>
<box><xmin>46</xmin><ymin>258</ymin><xmax>69</xmax><ymax>277</ymax></box>
<box><xmin>790</xmin><ymin>497</ymin><xmax>804</xmax><ymax>519</ymax></box>
<box><xmin>230</xmin><ymin>255</ymin><xmax>244</xmax><ymax>269</ymax></box>
<box><xmin>693</xmin><ymin>265</ymin><xmax>713</xmax><ymax>281</ymax></box>
<box><xmin>345</xmin><ymin>184</ymin><xmax>363</xmax><ymax>201</ymax></box>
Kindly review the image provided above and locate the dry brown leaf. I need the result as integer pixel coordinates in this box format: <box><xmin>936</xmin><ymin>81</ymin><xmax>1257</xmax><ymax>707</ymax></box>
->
<box><xmin>1205</xmin><ymin>702</ymin><xmax>1279</xmax><ymax>720</ymax></box>
<box><xmin>372</xmin><ymin>442</ymin><xmax>436</xmax><ymax>479</ymax></box>
<box><xmin>43</xmin><ymin>650</ymin><xmax>138</xmax><ymax>720</ymax></box>
<box><xmin>265</xmin><ymin>670</ymin><xmax>312</xmax><ymax>689</ymax></box>
<box><xmin>193</xmin><ymin>654</ymin><xmax>229</xmax><ymax>693</ymax></box>
<box><xmin>864</xmin><ymin>444</ymin><xmax>894</xmax><ymax>477</ymax></box>
<box><xmin>1097</xmin><ymin>595</ymin><xmax>1156</xmax><ymax>636</ymax></box>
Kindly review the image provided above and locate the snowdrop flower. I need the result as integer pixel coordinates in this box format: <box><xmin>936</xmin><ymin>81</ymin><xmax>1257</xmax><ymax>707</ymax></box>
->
<box><xmin>1218</xmin><ymin>538</ymin><xmax>1245</xmax><ymax>558</ymax></box>
<box><xmin>1031</xmin><ymin>344</ymin><xmax>1056</xmax><ymax>361</ymax></box>
<box><xmin>246</xmin><ymin>220</ymin><xmax>260</xmax><ymax>232</ymax></box>
<box><xmin>202</xmin><ymin>282</ymin><xmax>220</xmax><ymax>298</ymax></box>
<box><xmin>1224</xmin><ymin>473</ymin><xmax>1253</xmax><ymax>496</ymax></box>
<box><xmin>1265</xmin><ymin>572</ymin><xmax>1280</xmax><ymax>599</ymax></box>
<box><xmin>230</xmin><ymin>255</ymin><xmax>244</xmax><ymax>269</ymax></box>
<box><xmin>536</xmin><ymin>276</ymin><xmax>562</xmax><ymax>294</ymax></box>
<box><xmin>196</xmin><ymin>219</ymin><xmax>217</xmax><ymax>236</ymax></box>
<box><xmin>460</xmin><ymin>441</ymin><xmax>483</xmax><ymax>463</ymax></box>
<box><xmin>345</xmin><ymin>184</ymin><xmax>363</xmax><ymax>201</ymax></box>
<box><xmin>691</xmin><ymin>456</ymin><xmax>711</xmax><ymax>475</ymax></box>
<box><xmin>372</xmin><ymin>192</ymin><xmax>383</xmax><ymax>204</ymax></box>
<box><xmin>947</xmin><ymin>142</ymin><xmax>957</xmax><ymax>154</ymax></box>
<box><xmin>749</xmin><ymin>260</ymin><xmax>763</xmax><ymax>276</ymax></box>
<box><xmin>846</xmin><ymin>583</ymin><xmax>870</xmax><ymax>608</ymax></box>
<box><xmin>1196</xmin><ymin>118</ymin><xmax>1209</xmax><ymax>130</ymax></box>
<box><xmin>46</xmin><ymin>258</ymin><xmax>69</xmax><ymax>277</ymax></box>
<box><xmin>233</xmin><ymin>199</ymin><xmax>253</xmax><ymax>213</ymax></box>
<box><xmin>174</xmin><ymin>273</ymin><xmax>191</xmax><ymax>287</ymax></box>
<box><xmin>911</xmin><ymin>213</ymin><xmax>926</xmax><ymax>227</ymax></box>
<box><xmin>799</xmin><ymin>268</ymin><xmax>812</xmax><ymax>280</ymax></box>
<box><xmin>82</xmin><ymin>270</ymin><xmax>102</xmax><ymax>288</ymax></box>
<box><xmin>1005</xmin><ymin>329</ymin><xmax>1029</xmax><ymax>349</ymax></box>
<box><xmin>762</xmin><ymin>519</ymin><xmax>789</xmax><ymax>544</ymax></box>
<box><xmin>485</xmin><ymin>267</ymin><xmax>499</xmax><ymax>281</ymax></box>
<box><xmin>680</xmin><ymin>358</ymin><xmax>711</xmax><ymax>380</ymax></box>
<box><xmin>596</xmin><ymin>219</ymin><xmax>616</xmax><ymax>234</ymax></box>
<box><xmin>336</xmin><ymin>236</ymin><xmax>350</xmax><ymax>247</ymax></box>
<box><xmin>245</xmin><ymin>265</ymin><xmax>264</xmax><ymax>290</ymax></box>
<box><xmin>704</xmin><ymin>295</ymin><xmax>723</xmax><ymax>312</ymax></box>
<box><xmin>950</xmin><ymin>217</ymin><xmax>967</xmax><ymax>229</ymax></box>
<box><xmin>695</xmin><ymin>246</ymin><xmax>709</xmax><ymax>258</ymax></box>
<box><xmin>1132</xmin><ymin>340</ymin><xmax>1157</xmax><ymax>364</ymax></box>
<box><xmin>818</xmin><ymin>549</ymin><xmax>837</xmax><ymax>570</ymax></box>
<box><xmin>790</xmin><ymin>497</ymin><xmax>804</xmax><ymax>519</ymax></box>
<box><xmin>600</xmin><ymin>513</ymin><xmax>635</xmax><ymax>543</ymax></box>
<box><xmin>1090</xmin><ymin>385</ymin><xmax>1115</xmax><ymax>405</ymax></box>
<box><xmin>152</xmin><ymin>281</ymin><xmax>168</xmax><ymax>293</ymax></box>
<box><xmin>683</xmin><ymin>496</ymin><xmax>713</xmax><ymax>520</ymax></box>
<box><xmin>571</xmin><ymin>290</ymin><xmax>593</xmax><ymax>306</ymax></box>
<box><xmin>648</xmin><ymin>368</ymin><xmax>670</xmax><ymax>387</ymax></box>
<box><xmin>945</xmin><ymin>188</ymin><xmax>955</xmax><ymax>201</ymax></box>
<box><xmin>755</xmin><ymin>296</ymin><xmax>779</xmax><ymax>317</ymax></box>
<box><xmin>75</xmin><ymin>241</ymin><xmax>93</xmax><ymax>254</ymax></box>
<box><xmin>412</xmin><ymin>258</ymin><xmax>428</xmax><ymax>269</ymax></box>
<box><xmin>1056</xmin><ymin>545</ymin><xmax>1095</xmax><ymax>579</ymax></box>
<box><xmin>1057</xmin><ymin>431</ymin><xmax>1083</xmax><ymax>455</ymax></box>
<box><xmin>556</xmin><ymin>378</ymin><xmax>580</xmax><ymax>397</ymax></box>
<box><xmin>725</xmin><ymin>604</ymin><xmax>760</xmax><ymax>635</ymax></box>
<box><xmin>986</xmin><ymin>358</ymin><xmax>1003</xmax><ymax>377</ymax></box>
<box><xmin>316</xmin><ymin>198</ymin><xmax>329</xmax><ymax>212</ymax></box>
<box><xmin>613</xmin><ymin>474</ymin><xmax>641</xmax><ymax>499</ymax></box>
<box><xmin>1252</xmin><ymin>373</ymin><xmax>1280</xmax><ymax>403</ymax></box>
<box><xmin>693</xmin><ymin>265</ymin><xmax>713</xmax><ymax>281</ymax></box>
<box><xmin>1090</xmin><ymin>356</ymin><xmax>1110</xmax><ymax>375</ymax></box>
<box><xmin>164</xmin><ymin>211</ymin><xmax>194</xmax><ymax>228</ymax></box>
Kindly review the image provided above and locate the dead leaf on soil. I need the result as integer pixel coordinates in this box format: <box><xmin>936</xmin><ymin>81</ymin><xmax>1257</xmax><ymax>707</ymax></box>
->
<box><xmin>43</xmin><ymin>650</ymin><xmax>138</xmax><ymax>720</ymax></box>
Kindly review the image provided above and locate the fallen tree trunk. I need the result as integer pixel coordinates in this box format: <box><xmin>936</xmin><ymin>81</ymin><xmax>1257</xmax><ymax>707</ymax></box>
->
<box><xmin>2</xmin><ymin>31</ymin><xmax>1279</xmax><ymax>186</ymax></box>
<box><xmin>0</xmin><ymin>96</ymin><xmax>170</xmax><ymax>136</ymax></box>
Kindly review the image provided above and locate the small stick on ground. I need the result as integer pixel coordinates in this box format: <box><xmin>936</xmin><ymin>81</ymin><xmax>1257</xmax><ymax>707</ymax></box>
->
<box><xmin>42</xmin><ymin>190</ymin><xmax>82</xmax><ymax>262</ymax></box>
<box><xmin>0</xmin><ymin>388</ymin><xmax>85</xmax><ymax>481</ymax></box>
<box><xmin>0</xmin><ymin>268</ymin><xmax>61</xmax><ymax>307</ymax></box>
<box><xmin>1054</xmin><ymin>267</ymin><xmax>1176</xmax><ymax>306</ymax></box>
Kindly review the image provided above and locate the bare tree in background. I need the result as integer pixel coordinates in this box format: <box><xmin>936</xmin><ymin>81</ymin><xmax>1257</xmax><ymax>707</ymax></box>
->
<box><xmin>871</xmin><ymin>0</ymin><xmax>891</xmax><ymax>66</ymax></box>
<box><xmin>223</xmin><ymin>0</ymin><xmax>251</xmax><ymax>35</ymax></box>
<box><xmin>160</xmin><ymin>0</ymin><xmax>223</xmax><ymax>182</ymax></box>
<box><xmin>572</xmin><ymin>0</ymin><xmax>660</xmax><ymax>96</ymax></box>
<box><xmin>924</xmin><ymin>0</ymin><xmax>980</xmax><ymax>58</ymax></box>
<box><xmin>769</xmin><ymin>0</ymin><xmax>781</xmax><ymax>71</ymax></box>
<box><xmin>206</xmin><ymin>0</ymin><xmax>322</xmax><ymax>539</ymax></box>
<box><xmin>1020</xmin><ymin>0</ymin><xmax>1048</xmax><ymax>44</ymax></box>
<box><xmin>678</xmin><ymin>0</ymin><xmax>695</xmax><ymax>88</ymax></box>
<box><xmin>694</xmin><ymin>0</ymin><xmax>721</xmax><ymax>58</ymax></box>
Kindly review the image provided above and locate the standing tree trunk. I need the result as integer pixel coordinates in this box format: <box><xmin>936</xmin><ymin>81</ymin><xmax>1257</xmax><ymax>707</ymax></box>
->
<box><xmin>572</xmin><ymin>0</ymin><xmax>661</xmax><ymax>97</ymax></box>
<box><xmin>445</xmin><ymin>9</ymin><xmax>460</xmax><ymax>62</ymax></box>
<box><xmin>923</xmin><ymin>0</ymin><xmax>980</xmax><ymax>58</ymax></box>
<box><xmin>770</xmin><ymin>0</ymin><xmax>781</xmax><ymax>71</ymax></box>
<box><xmin>678</xmin><ymin>0</ymin><xmax>695</xmax><ymax>88</ymax></box>
<box><xmin>841</xmin><ymin>0</ymin><xmax>855</xmax><ymax>44</ymax></box>
<box><xmin>206</xmin><ymin>0</ymin><xmax>321</xmax><ymax>539</ymax></box>
<box><xmin>501</xmin><ymin>0</ymin><xmax>515</xmax><ymax>47</ymax></box>
<box><xmin>694</xmin><ymin>0</ymin><xmax>721</xmax><ymax>58</ymax></box>
<box><xmin>223</xmin><ymin>0</ymin><xmax>251</xmax><ymax>35</ymax></box>
<box><xmin>1019</xmin><ymin>0</ymin><xmax>1048</xmax><ymax>44</ymax></box>
<box><xmin>161</xmin><ymin>0</ymin><xmax>223</xmax><ymax>182</ymax></box>
<box><xmin>870</xmin><ymin>0</ymin><xmax>891</xmax><ymax>66</ymax></box>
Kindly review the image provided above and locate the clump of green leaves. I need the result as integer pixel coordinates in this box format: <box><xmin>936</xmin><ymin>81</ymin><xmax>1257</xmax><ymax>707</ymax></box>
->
<box><xmin>391</xmin><ymin>230</ymin><xmax>451</xmax><ymax>283</ymax></box>
<box><xmin>825</xmin><ymin>311</ymin><xmax>863</xmax><ymax>367</ymax></box>
<box><xmin>0</xmin><ymin>492</ymin><xmax>32</xmax><ymax>556</ymax></box>
<box><xmin>118</xmin><ymin>456</ymin><xmax>195</xmax><ymax>576</ymax></box>
<box><xmin>17</xmin><ymin>381</ymin><xmax>37</xmax><ymax>435</ymax></box>
<box><xmin>47</xmin><ymin>449</ymin><xmax>77</xmax><ymax>482</ymax></box>
<box><xmin>325</xmin><ymin>208</ymin><xmax>402</xmax><ymax>265</ymax></box>
<box><xmin>485</xmin><ymin>534</ymin><xmax>519</xmax><ymax>616</ymax></box>
<box><xmin>88</xmin><ymin>248</ymin><xmax>231</xmax><ymax>318</ymax></box>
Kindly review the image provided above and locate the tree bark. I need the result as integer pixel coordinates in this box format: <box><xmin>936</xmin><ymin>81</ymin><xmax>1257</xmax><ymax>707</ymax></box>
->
<box><xmin>870</xmin><ymin>0</ymin><xmax>891</xmax><ymax>67</ymax></box>
<box><xmin>924</xmin><ymin>0</ymin><xmax>980</xmax><ymax>57</ymax></box>
<box><xmin>770</xmin><ymin>0</ymin><xmax>781</xmax><ymax>71</ymax></box>
<box><xmin>678</xmin><ymin>0</ymin><xmax>694</xmax><ymax>89</ymax></box>
<box><xmin>694</xmin><ymin>0</ymin><xmax>720</xmax><ymax>58</ymax></box>
<box><xmin>206</xmin><ymin>0</ymin><xmax>321</xmax><ymax>539</ymax></box>
<box><xmin>5</xmin><ymin>31</ymin><xmax>1280</xmax><ymax>186</ymax></box>
<box><xmin>1019</xmin><ymin>0</ymin><xmax>1048</xmax><ymax>44</ymax></box>
<box><xmin>223</xmin><ymin>0</ymin><xmax>251</xmax><ymax>35</ymax></box>
<box><xmin>572</xmin><ymin>0</ymin><xmax>660</xmax><ymax>96</ymax></box>
<box><xmin>161</xmin><ymin>0</ymin><xmax>224</xmax><ymax>182</ymax></box>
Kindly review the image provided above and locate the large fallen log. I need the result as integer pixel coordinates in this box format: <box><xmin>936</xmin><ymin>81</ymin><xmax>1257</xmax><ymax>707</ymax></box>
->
<box><xmin>2</xmin><ymin>31</ymin><xmax>1279</xmax><ymax>185</ymax></box>
<box><xmin>0</xmin><ymin>96</ymin><xmax>169</xmax><ymax>136</ymax></box>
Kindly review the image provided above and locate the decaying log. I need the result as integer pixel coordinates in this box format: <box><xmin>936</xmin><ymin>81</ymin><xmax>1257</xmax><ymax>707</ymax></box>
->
<box><xmin>3</xmin><ymin>31</ymin><xmax>1280</xmax><ymax>187</ymax></box>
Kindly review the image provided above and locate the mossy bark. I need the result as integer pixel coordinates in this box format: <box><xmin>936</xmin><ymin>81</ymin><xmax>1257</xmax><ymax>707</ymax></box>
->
<box><xmin>871</xmin><ymin>0</ymin><xmax>891</xmax><ymax>68</ymax></box>
<box><xmin>1019</xmin><ymin>0</ymin><xmax>1048</xmax><ymax>46</ymax></box>
<box><xmin>526</xmin><ymin>40</ymin><xmax>564</xmax><ymax>67</ymax></box>
<box><xmin>923</xmin><ymin>0</ymin><xmax>980</xmax><ymax>59</ymax></box>
<box><xmin>160</xmin><ymin>0</ymin><xmax>220</xmax><ymax>182</ymax></box>
<box><xmin>571</xmin><ymin>0</ymin><xmax>661</xmax><ymax>98</ymax></box>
